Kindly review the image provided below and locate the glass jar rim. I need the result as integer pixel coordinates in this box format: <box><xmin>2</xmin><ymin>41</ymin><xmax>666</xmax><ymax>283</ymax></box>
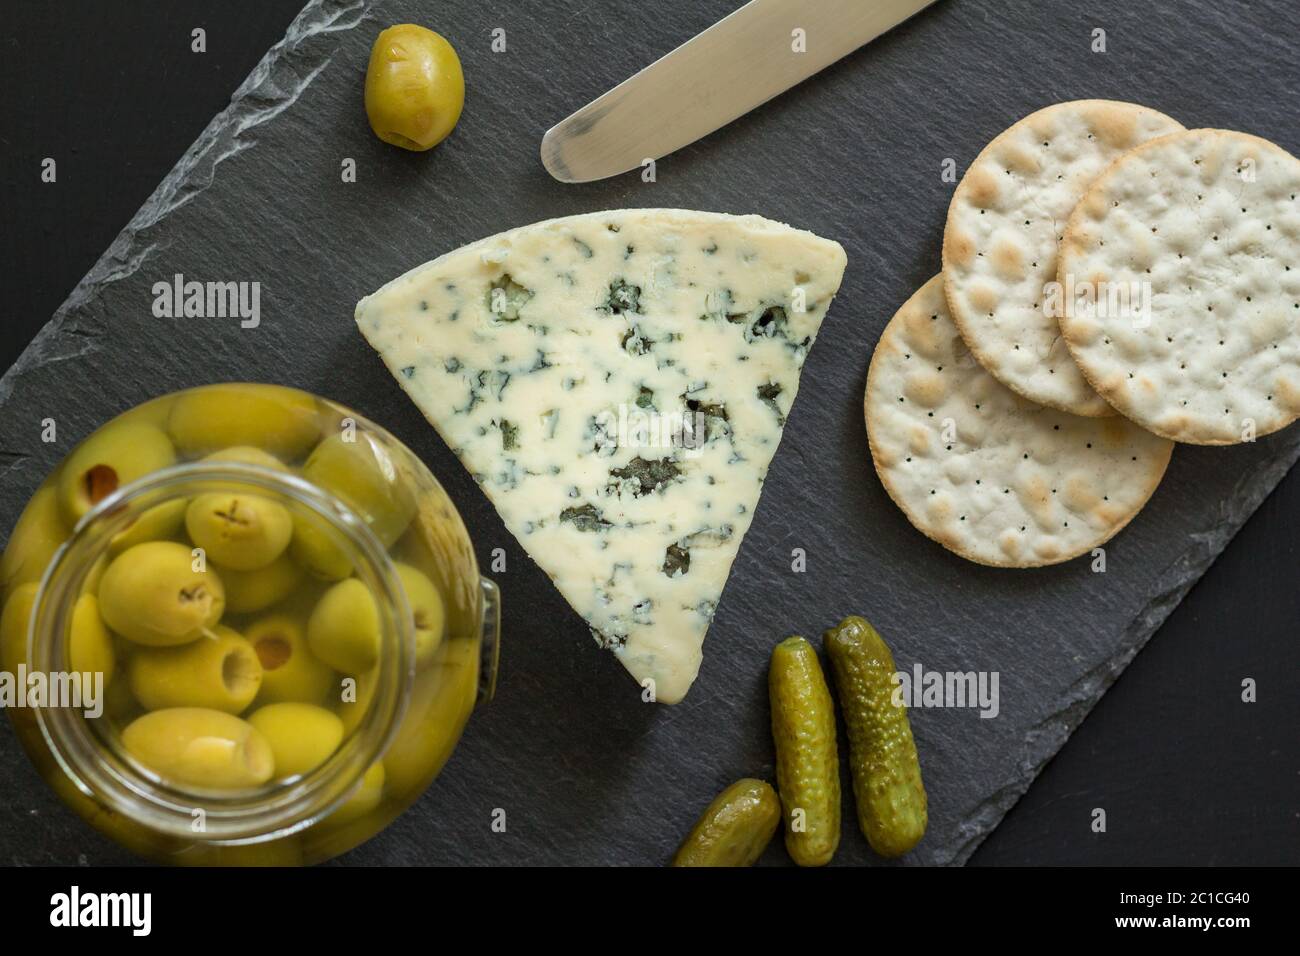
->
<box><xmin>30</xmin><ymin>461</ymin><xmax>415</xmax><ymax>844</ymax></box>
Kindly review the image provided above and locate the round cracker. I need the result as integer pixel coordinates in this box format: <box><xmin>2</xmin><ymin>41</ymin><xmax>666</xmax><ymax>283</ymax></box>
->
<box><xmin>866</xmin><ymin>275</ymin><xmax>1174</xmax><ymax>568</ymax></box>
<box><xmin>943</xmin><ymin>100</ymin><xmax>1185</xmax><ymax>417</ymax></box>
<box><xmin>1059</xmin><ymin>128</ymin><xmax>1300</xmax><ymax>444</ymax></box>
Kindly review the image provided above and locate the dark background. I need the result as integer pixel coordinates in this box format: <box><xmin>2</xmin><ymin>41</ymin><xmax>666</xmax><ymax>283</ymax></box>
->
<box><xmin>0</xmin><ymin>0</ymin><xmax>1294</xmax><ymax>865</ymax></box>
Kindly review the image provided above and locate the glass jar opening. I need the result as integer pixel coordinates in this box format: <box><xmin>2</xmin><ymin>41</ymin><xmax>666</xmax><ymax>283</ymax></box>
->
<box><xmin>30</xmin><ymin>462</ymin><xmax>415</xmax><ymax>844</ymax></box>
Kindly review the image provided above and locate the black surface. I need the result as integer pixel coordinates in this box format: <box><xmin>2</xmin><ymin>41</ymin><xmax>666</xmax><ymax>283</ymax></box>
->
<box><xmin>8</xmin><ymin>865</ymin><xmax>1289</xmax><ymax>938</ymax></box>
<box><xmin>0</xmin><ymin>0</ymin><xmax>1296</xmax><ymax>866</ymax></box>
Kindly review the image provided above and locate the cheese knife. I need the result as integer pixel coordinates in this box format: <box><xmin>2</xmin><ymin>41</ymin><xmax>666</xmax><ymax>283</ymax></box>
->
<box><xmin>540</xmin><ymin>0</ymin><xmax>940</xmax><ymax>183</ymax></box>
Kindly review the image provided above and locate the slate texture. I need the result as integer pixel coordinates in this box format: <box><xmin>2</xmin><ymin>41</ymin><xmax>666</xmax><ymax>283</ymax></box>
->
<box><xmin>2</xmin><ymin>0</ymin><xmax>1297</xmax><ymax>866</ymax></box>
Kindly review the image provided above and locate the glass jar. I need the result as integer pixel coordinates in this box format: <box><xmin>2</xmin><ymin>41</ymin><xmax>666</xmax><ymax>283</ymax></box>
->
<box><xmin>0</xmin><ymin>383</ymin><xmax>500</xmax><ymax>865</ymax></box>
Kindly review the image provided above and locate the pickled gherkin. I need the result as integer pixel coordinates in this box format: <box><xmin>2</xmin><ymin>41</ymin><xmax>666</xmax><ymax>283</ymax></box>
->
<box><xmin>824</xmin><ymin>615</ymin><xmax>927</xmax><ymax>858</ymax></box>
<box><xmin>768</xmin><ymin>636</ymin><xmax>840</xmax><ymax>866</ymax></box>
<box><xmin>672</xmin><ymin>778</ymin><xmax>780</xmax><ymax>867</ymax></box>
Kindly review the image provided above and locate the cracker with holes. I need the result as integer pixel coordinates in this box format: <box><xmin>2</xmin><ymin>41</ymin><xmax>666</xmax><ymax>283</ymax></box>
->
<box><xmin>944</xmin><ymin>100</ymin><xmax>1185</xmax><ymax>417</ymax></box>
<box><xmin>866</xmin><ymin>275</ymin><xmax>1174</xmax><ymax>567</ymax></box>
<box><xmin>1059</xmin><ymin>128</ymin><xmax>1300</xmax><ymax>444</ymax></box>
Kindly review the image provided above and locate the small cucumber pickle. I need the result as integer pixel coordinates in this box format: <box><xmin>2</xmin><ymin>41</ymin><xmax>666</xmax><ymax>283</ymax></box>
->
<box><xmin>824</xmin><ymin>616</ymin><xmax>927</xmax><ymax>858</ymax></box>
<box><xmin>768</xmin><ymin>636</ymin><xmax>840</xmax><ymax>867</ymax></box>
<box><xmin>672</xmin><ymin>778</ymin><xmax>781</xmax><ymax>867</ymax></box>
<box><xmin>1</xmin><ymin>383</ymin><xmax>498</xmax><ymax>865</ymax></box>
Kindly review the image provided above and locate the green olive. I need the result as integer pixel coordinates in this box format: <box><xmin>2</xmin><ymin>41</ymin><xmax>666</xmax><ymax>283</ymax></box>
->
<box><xmin>121</xmin><ymin>708</ymin><xmax>274</xmax><ymax>789</ymax></box>
<box><xmin>291</xmin><ymin>432</ymin><xmax>417</xmax><ymax>580</ymax></box>
<box><xmin>328</xmin><ymin>762</ymin><xmax>385</xmax><ymax>828</ymax></box>
<box><xmin>2</xmin><ymin>588</ymin><xmax>111</xmax><ymax>681</ymax></box>
<box><xmin>382</xmin><ymin>638</ymin><xmax>477</xmax><ymax>797</ymax></box>
<box><xmin>109</xmin><ymin>499</ymin><xmax>188</xmax><ymax>553</ymax></box>
<box><xmin>186</xmin><ymin>491</ymin><xmax>292</xmax><ymax>571</ymax></box>
<box><xmin>0</xmin><ymin>584</ymin><xmax>39</xmax><ymax>731</ymax></box>
<box><xmin>288</xmin><ymin>511</ymin><xmax>354</xmax><ymax>581</ymax></box>
<box><xmin>57</xmin><ymin>422</ymin><xmax>176</xmax><ymax>526</ymax></box>
<box><xmin>334</xmin><ymin>668</ymin><xmax>375</xmax><ymax>738</ymax></box>
<box><xmin>129</xmin><ymin>625</ymin><xmax>262</xmax><ymax>713</ymax></box>
<box><xmin>395</xmin><ymin>562</ymin><xmax>445</xmax><ymax>667</ymax></box>
<box><xmin>248</xmin><ymin>613</ymin><xmax>334</xmax><ymax>706</ymax></box>
<box><xmin>69</xmin><ymin>593</ymin><xmax>116</xmax><ymax>683</ymax></box>
<box><xmin>202</xmin><ymin>446</ymin><xmax>288</xmax><ymax>470</ymax></box>
<box><xmin>166</xmin><ymin>384</ymin><xmax>320</xmax><ymax>460</ymax></box>
<box><xmin>1</xmin><ymin>486</ymin><xmax>69</xmax><ymax>591</ymax></box>
<box><xmin>126</xmin><ymin>394</ymin><xmax>176</xmax><ymax>430</ymax></box>
<box><xmin>302</xmin><ymin>432</ymin><xmax>417</xmax><ymax>548</ymax></box>
<box><xmin>305</xmin><ymin>565</ymin><xmax>444</xmax><ymax>677</ymax></box>
<box><xmin>0</xmin><ymin>582</ymin><xmax>38</xmax><ymax>671</ymax></box>
<box><xmin>98</xmin><ymin>541</ymin><xmax>225</xmax><ymax>646</ymax></box>
<box><xmin>364</xmin><ymin>24</ymin><xmax>465</xmax><ymax>152</ymax></box>
<box><xmin>306</xmin><ymin>578</ymin><xmax>380</xmax><ymax>674</ymax></box>
<box><xmin>220</xmin><ymin>552</ymin><xmax>304</xmax><ymax>615</ymax></box>
<box><xmin>247</xmin><ymin>703</ymin><xmax>344</xmax><ymax>778</ymax></box>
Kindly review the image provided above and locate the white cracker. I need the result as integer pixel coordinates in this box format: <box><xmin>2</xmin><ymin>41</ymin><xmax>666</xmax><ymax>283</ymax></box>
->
<box><xmin>866</xmin><ymin>275</ymin><xmax>1174</xmax><ymax>568</ymax></box>
<box><xmin>944</xmin><ymin>100</ymin><xmax>1185</xmax><ymax>417</ymax></box>
<box><xmin>1059</xmin><ymin>128</ymin><xmax>1300</xmax><ymax>444</ymax></box>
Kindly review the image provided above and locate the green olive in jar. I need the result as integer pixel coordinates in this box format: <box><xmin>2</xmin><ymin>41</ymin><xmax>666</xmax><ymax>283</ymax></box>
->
<box><xmin>0</xmin><ymin>486</ymin><xmax>68</xmax><ymax>590</ymax></box>
<box><xmin>202</xmin><ymin>446</ymin><xmax>288</xmax><ymax>470</ymax></box>
<box><xmin>395</xmin><ymin>562</ymin><xmax>445</xmax><ymax>667</ymax></box>
<box><xmin>109</xmin><ymin>500</ymin><xmax>188</xmax><ymax>553</ymax></box>
<box><xmin>382</xmin><ymin>638</ymin><xmax>477</xmax><ymax>797</ymax></box>
<box><xmin>57</xmin><ymin>422</ymin><xmax>176</xmax><ymax>525</ymax></box>
<box><xmin>301</xmin><ymin>433</ymin><xmax>417</xmax><ymax>545</ymax></box>
<box><xmin>248</xmin><ymin>613</ymin><xmax>334</xmax><ymax>706</ymax></box>
<box><xmin>291</xmin><ymin>432</ymin><xmax>416</xmax><ymax>581</ymax></box>
<box><xmin>328</xmin><ymin>762</ymin><xmax>385</xmax><ymax>828</ymax></box>
<box><xmin>98</xmin><ymin>541</ymin><xmax>225</xmax><ymax>647</ymax></box>
<box><xmin>248</xmin><ymin>703</ymin><xmax>344</xmax><ymax>778</ymax></box>
<box><xmin>69</xmin><ymin>594</ymin><xmax>116</xmax><ymax>683</ymax></box>
<box><xmin>121</xmin><ymin>708</ymin><xmax>274</xmax><ymax>789</ymax></box>
<box><xmin>364</xmin><ymin>24</ymin><xmax>465</xmax><ymax>152</ymax></box>
<box><xmin>128</xmin><ymin>625</ymin><xmax>262</xmax><ymax>714</ymax></box>
<box><xmin>307</xmin><ymin>578</ymin><xmax>380</xmax><ymax>675</ymax></box>
<box><xmin>185</xmin><ymin>491</ymin><xmax>293</xmax><ymax>571</ymax></box>
<box><xmin>166</xmin><ymin>384</ymin><xmax>319</xmax><ymax>460</ymax></box>
<box><xmin>220</xmin><ymin>552</ymin><xmax>304</xmax><ymax>615</ymax></box>
<box><xmin>335</xmin><ymin>668</ymin><xmax>375</xmax><ymax>738</ymax></box>
<box><xmin>0</xmin><ymin>583</ymin><xmax>38</xmax><ymax>670</ymax></box>
<box><xmin>290</xmin><ymin>513</ymin><xmax>354</xmax><ymax>581</ymax></box>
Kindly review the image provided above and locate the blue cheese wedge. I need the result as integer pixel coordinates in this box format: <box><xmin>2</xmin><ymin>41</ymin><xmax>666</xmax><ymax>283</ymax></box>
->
<box><xmin>356</xmin><ymin>210</ymin><xmax>847</xmax><ymax>702</ymax></box>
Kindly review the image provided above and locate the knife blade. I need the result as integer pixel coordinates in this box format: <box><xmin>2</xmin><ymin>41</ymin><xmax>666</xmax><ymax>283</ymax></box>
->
<box><xmin>540</xmin><ymin>0</ymin><xmax>939</xmax><ymax>183</ymax></box>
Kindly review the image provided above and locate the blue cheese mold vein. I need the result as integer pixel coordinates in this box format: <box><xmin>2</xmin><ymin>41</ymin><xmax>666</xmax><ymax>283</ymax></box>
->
<box><xmin>356</xmin><ymin>209</ymin><xmax>847</xmax><ymax>703</ymax></box>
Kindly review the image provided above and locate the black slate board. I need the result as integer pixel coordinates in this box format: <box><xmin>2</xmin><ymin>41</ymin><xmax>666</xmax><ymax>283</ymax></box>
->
<box><xmin>2</xmin><ymin>0</ymin><xmax>1297</xmax><ymax>866</ymax></box>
